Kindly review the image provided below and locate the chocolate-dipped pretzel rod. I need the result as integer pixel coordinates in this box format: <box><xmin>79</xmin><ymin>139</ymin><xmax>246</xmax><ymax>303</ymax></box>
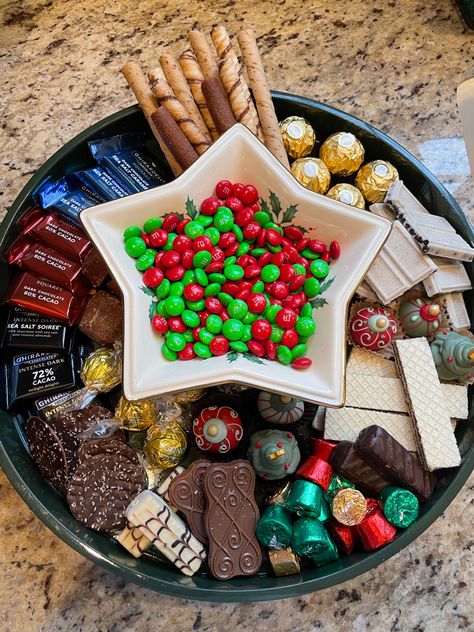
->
<box><xmin>211</xmin><ymin>24</ymin><xmax>263</xmax><ymax>141</ymax></box>
<box><xmin>179</xmin><ymin>48</ymin><xmax>218</xmax><ymax>140</ymax></box>
<box><xmin>148</xmin><ymin>67</ymin><xmax>212</xmax><ymax>155</ymax></box>
<box><xmin>159</xmin><ymin>53</ymin><xmax>211</xmax><ymax>140</ymax></box>
<box><xmin>202</xmin><ymin>77</ymin><xmax>236</xmax><ymax>135</ymax></box>
<box><xmin>237</xmin><ymin>30</ymin><xmax>290</xmax><ymax>168</ymax></box>
<box><xmin>151</xmin><ymin>107</ymin><xmax>199</xmax><ymax>170</ymax></box>
<box><xmin>120</xmin><ymin>61</ymin><xmax>181</xmax><ymax>176</ymax></box>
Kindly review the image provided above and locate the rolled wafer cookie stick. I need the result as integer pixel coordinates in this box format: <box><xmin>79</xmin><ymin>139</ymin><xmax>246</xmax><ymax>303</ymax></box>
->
<box><xmin>121</xmin><ymin>61</ymin><xmax>181</xmax><ymax>176</ymax></box>
<box><xmin>211</xmin><ymin>24</ymin><xmax>264</xmax><ymax>141</ymax></box>
<box><xmin>148</xmin><ymin>67</ymin><xmax>211</xmax><ymax>155</ymax></box>
<box><xmin>179</xmin><ymin>48</ymin><xmax>219</xmax><ymax>140</ymax></box>
<box><xmin>237</xmin><ymin>30</ymin><xmax>290</xmax><ymax>168</ymax></box>
<box><xmin>159</xmin><ymin>53</ymin><xmax>211</xmax><ymax>141</ymax></box>
<box><xmin>217</xmin><ymin>55</ymin><xmax>259</xmax><ymax>136</ymax></box>
<box><xmin>151</xmin><ymin>107</ymin><xmax>199</xmax><ymax>170</ymax></box>
<box><xmin>201</xmin><ymin>77</ymin><xmax>236</xmax><ymax>134</ymax></box>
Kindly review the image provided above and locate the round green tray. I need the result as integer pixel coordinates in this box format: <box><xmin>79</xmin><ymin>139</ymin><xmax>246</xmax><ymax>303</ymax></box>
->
<box><xmin>0</xmin><ymin>93</ymin><xmax>472</xmax><ymax>602</ymax></box>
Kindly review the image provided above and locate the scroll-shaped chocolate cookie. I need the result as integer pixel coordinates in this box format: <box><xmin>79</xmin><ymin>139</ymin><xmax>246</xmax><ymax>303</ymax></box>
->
<box><xmin>354</xmin><ymin>425</ymin><xmax>436</xmax><ymax>502</ymax></box>
<box><xmin>330</xmin><ymin>440</ymin><xmax>388</xmax><ymax>496</ymax></box>
<box><xmin>168</xmin><ymin>459</ymin><xmax>211</xmax><ymax>544</ymax></box>
<box><xmin>204</xmin><ymin>459</ymin><xmax>262</xmax><ymax>580</ymax></box>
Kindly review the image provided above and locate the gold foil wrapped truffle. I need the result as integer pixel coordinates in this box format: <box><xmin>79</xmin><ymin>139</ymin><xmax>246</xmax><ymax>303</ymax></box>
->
<box><xmin>319</xmin><ymin>132</ymin><xmax>365</xmax><ymax>176</ymax></box>
<box><xmin>172</xmin><ymin>388</ymin><xmax>206</xmax><ymax>405</ymax></box>
<box><xmin>115</xmin><ymin>396</ymin><xmax>157</xmax><ymax>432</ymax></box>
<box><xmin>326</xmin><ymin>183</ymin><xmax>365</xmax><ymax>209</ymax></box>
<box><xmin>80</xmin><ymin>347</ymin><xmax>121</xmax><ymax>393</ymax></box>
<box><xmin>291</xmin><ymin>158</ymin><xmax>331</xmax><ymax>194</ymax></box>
<box><xmin>268</xmin><ymin>547</ymin><xmax>301</xmax><ymax>576</ymax></box>
<box><xmin>331</xmin><ymin>488</ymin><xmax>367</xmax><ymax>526</ymax></box>
<box><xmin>355</xmin><ymin>160</ymin><xmax>399</xmax><ymax>203</ymax></box>
<box><xmin>279</xmin><ymin>116</ymin><xmax>316</xmax><ymax>159</ymax></box>
<box><xmin>143</xmin><ymin>419</ymin><xmax>187</xmax><ymax>469</ymax></box>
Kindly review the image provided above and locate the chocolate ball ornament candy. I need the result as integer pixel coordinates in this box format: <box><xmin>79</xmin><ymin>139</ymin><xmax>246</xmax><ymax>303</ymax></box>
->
<box><xmin>247</xmin><ymin>429</ymin><xmax>300</xmax><ymax>480</ymax></box>
<box><xmin>291</xmin><ymin>158</ymin><xmax>331</xmax><ymax>194</ymax></box>
<box><xmin>279</xmin><ymin>116</ymin><xmax>316</xmax><ymax>159</ymax></box>
<box><xmin>350</xmin><ymin>306</ymin><xmax>397</xmax><ymax>351</ymax></box>
<box><xmin>320</xmin><ymin>132</ymin><xmax>365</xmax><ymax>177</ymax></box>
<box><xmin>192</xmin><ymin>405</ymin><xmax>243</xmax><ymax>453</ymax></box>
<box><xmin>326</xmin><ymin>183</ymin><xmax>365</xmax><ymax>209</ymax></box>
<box><xmin>430</xmin><ymin>330</ymin><xmax>474</xmax><ymax>382</ymax></box>
<box><xmin>399</xmin><ymin>297</ymin><xmax>442</xmax><ymax>338</ymax></box>
<box><xmin>257</xmin><ymin>390</ymin><xmax>304</xmax><ymax>425</ymax></box>
<box><xmin>355</xmin><ymin>160</ymin><xmax>399</xmax><ymax>203</ymax></box>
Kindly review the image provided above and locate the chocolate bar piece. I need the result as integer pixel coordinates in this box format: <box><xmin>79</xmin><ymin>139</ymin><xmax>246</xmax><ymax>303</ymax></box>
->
<box><xmin>204</xmin><ymin>460</ymin><xmax>262</xmax><ymax>579</ymax></box>
<box><xmin>5</xmin><ymin>272</ymin><xmax>87</xmax><ymax>325</ymax></box>
<box><xmin>2</xmin><ymin>306</ymin><xmax>72</xmax><ymax>352</ymax></box>
<box><xmin>1</xmin><ymin>351</ymin><xmax>77</xmax><ymax>409</ymax></box>
<box><xmin>168</xmin><ymin>459</ymin><xmax>211</xmax><ymax>544</ymax></box>
<box><xmin>330</xmin><ymin>440</ymin><xmax>389</xmax><ymax>496</ymax></box>
<box><xmin>20</xmin><ymin>208</ymin><xmax>92</xmax><ymax>262</ymax></box>
<box><xmin>31</xmin><ymin>389</ymin><xmax>82</xmax><ymax>421</ymax></box>
<box><xmin>354</xmin><ymin>425</ymin><xmax>437</xmax><ymax>502</ymax></box>
<box><xmin>7</xmin><ymin>235</ymin><xmax>91</xmax><ymax>295</ymax></box>
<box><xmin>78</xmin><ymin>291</ymin><xmax>122</xmax><ymax>346</ymax></box>
<box><xmin>81</xmin><ymin>248</ymin><xmax>109</xmax><ymax>287</ymax></box>
<box><xmin>385</xmin><ymin>180</ymin><xmax>430</xmax><ymax>215</ymax></box>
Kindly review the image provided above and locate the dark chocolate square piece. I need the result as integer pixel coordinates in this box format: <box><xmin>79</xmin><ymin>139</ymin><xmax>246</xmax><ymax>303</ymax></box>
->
<box><xmin>79</xmin><ymin>291</ymin><xmax>122</xmax><ymax>346</ymax></box>
<box><xmin>82</xmin><ymin>247</ymin><xmax>109</xmax><ymax>287</ymax></box>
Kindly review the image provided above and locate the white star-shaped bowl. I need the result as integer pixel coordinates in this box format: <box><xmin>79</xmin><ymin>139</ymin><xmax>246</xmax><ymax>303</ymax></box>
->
<box><xmin>80</xmin><ymin>125</ymin><xmax>390</xmax><ymax>406</ymax></box>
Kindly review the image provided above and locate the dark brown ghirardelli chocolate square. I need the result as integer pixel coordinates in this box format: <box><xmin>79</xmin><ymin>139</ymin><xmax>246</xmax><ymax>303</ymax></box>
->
<box><xmin>79</xmin><ymin>291</ymin><xmax>122</xmax><ymax>346</ymax></box>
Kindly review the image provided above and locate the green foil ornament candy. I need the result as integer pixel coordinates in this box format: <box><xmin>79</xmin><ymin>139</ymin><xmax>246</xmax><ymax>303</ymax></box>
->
<box><xmin>285</xmin><ymin>479</ymin><xmax>323</xmax><ymax>518</ymax></box>
<box><xmin>257</xmin><ymin>390</ymin><xmax>305</xmax><ymax>425</ymax></box>
<box><xmin>292</xmin><ymin>517</ymin><xmax>331</xmax><ymax>557</ymax></box>
<box><xmin>430</xmin><ymin>330</ymin><xmax>474</xmax><ymax>381</ymax></box>
<box><xmin>256</xmin><ymin>504</ymin><xmax>293</xmax><ymax>549</ymax></box>
<box><xmin>379</xmin><ymin>485</ymin><xmax>419</xmax><ymax>528</ymax></box>
<box><xmin>247</xmin><ymin>429</ymin><xmax>301</xmax><ymax>480</ymax></box>
<box><xmin>399</xmin><ymin>297</ymin><xmax>442</xmax><ymax>338</ymax></box>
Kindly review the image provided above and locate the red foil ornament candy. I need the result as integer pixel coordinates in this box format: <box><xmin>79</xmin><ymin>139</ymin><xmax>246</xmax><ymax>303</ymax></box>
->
<box><xmin>327</xmin><ymin>519</ymin><xmax>357</xmax><ymax>555</ymax></box>
<box><xmin>350</xmin><ymin>306</ymin><xmax>397</xmax><ymax>351</ymax></box>
<box><xmin>310</xmin><ymin>437</ymin><xmax>338</xmax><ymax>462</ymax></box>
<box><xmin>296</xmin><ymin>456</ymin><xmax>333</xmax><ymax>492</ymax></box>
<box><xmin>355</xmin><ymin>508</ymin><xmax>397</xmax><ymax>551</ymax></box>
<box><xmin>192</xmin><ymin>405</ymin><xmax>243</xmax><ymax>454</ymax></box>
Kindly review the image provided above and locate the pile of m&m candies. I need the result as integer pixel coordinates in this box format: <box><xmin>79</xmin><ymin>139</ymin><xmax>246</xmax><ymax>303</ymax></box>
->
<box><xmin>123</xmin><ymin>180</ymin><xmax>340</xmax><ymax>369</ymax></box>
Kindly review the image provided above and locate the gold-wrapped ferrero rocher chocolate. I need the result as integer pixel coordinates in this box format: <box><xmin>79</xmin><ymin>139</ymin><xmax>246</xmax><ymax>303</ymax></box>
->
<box><xmin>115</xmin><ymin>395</ymin><xmax>157</xmax><ymax>432</ymax></box>
<box><xmin>80</xmin><ymin>347</ymin><xmax>122</xmax><ymax>393</ymax></box>
<box><xmin>319</xmin><ymin>132</ymin><xmax>365</xmax><ymax>176</ymax></box>
<box><xmin>331</xmin><ymin>488</ymin><xmax>367</xmax><ymax>526</ymax></box>
<box><xmin>326</xmin><ymin>183</ymin><xmax>365</xmax><ymax>209</ymax></box>
<box><xmin>279</xmin><ymin>116</ymin><xmax>316</xmax><ymax>159</ymax></box>
<box><xmin>143</xmin><ymin>419</ymin><xmax>187</xmax><ymax>470</ymax></box>
<box><xmin>291</xmin><ymin>158</ymin><xmax>331</xmax><ymax>194</ymax></box>
<box><xmin>268</xmin><ymin>547</ymin><xmax>301</xmax><ymax>577</ymax></box>
<box><xmin>355</xmin><ymin>160</ymin><xmax>399</xmax><ymax>203</ymax></box>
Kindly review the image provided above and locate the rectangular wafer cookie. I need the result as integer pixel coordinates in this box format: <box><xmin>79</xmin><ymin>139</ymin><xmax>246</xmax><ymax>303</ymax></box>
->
<box><xmin>365</xmin><ymin>221</ymin><xmax>438</xmax><ymax>304</ymax></box>
<box><xmin>347</xmin><ymin>348</ymin><xmax>398</xmax><ymax>377</ymax></box>
<box><xmin>394</xmin><ymin>207</ymin><xmax>474</xmax><ymax>261</ymax></box>
<box><xmin>345</xmin><ymin>374</ymin><xmax>407</xmax><ymax>412</ymax></box>
<box><xmin>423</xmin><ymin>258</ymin><xmax>472</xmax><ymax>296</ymax></box>
<box><xmin>393</xmin><ymin>338</ymin><xmax>461</xmax><ymax>470</ymax></box>
<box><xmin>324</xmin><ymin>407</ymin><xmax>416</xmax><ymax>451</ymax></box>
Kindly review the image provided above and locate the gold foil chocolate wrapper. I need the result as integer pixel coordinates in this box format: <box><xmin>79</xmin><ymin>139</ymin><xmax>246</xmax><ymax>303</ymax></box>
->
<box><xmin>331</xmin><ymin>488</ymin><xmax>367</xmax><ymax>526</ymax></box>
<box><xmin>80</xmin><ymin>347</ymin><xmax>122</xmax><ymax>393</ymax></box>
<box><xmin>279</xmin><ymin>116</ymin><xmax>316</xmax><ymax>159</ymax></box>
<box><xmin>320</xmin><ymin>132</ymin><xmax>365</xmax><ymax>176</ymax></box>
<box><xmin>172</xmin><ymin>388</ymin><xmax>206</xmax><ymax>405</ymax></box>
<box><xmin>326</xmin><ymin>183</ymin><xmax>365</xmax><ymax>209</ymax></box>
<box><xmin>265</xmin><ymin>480</ymin><xmax>292</xmax><ymax>507</ymax></box>
<box><xmin>291</xmin><ymin>158</ymin><xmax>331</xmax><ymax>194</ymax></box>
<box><xmin>115</xmin><ymin>395</ymin><xmax>157</xmax><ymax>432</ymax></box>
<box><xmin>268</xmin><ymin>547</ymin><xmax>301</xmax><ymax>576</ymax></box>
<box><xmin>144</xmin><ymin>419</ymin><xmax>187</xmax><ymax>469</ymax></box>
<box><xmin>355</xmin><ymin>160</ymin><xmax>399</xmax><ymax>203</ymax></box>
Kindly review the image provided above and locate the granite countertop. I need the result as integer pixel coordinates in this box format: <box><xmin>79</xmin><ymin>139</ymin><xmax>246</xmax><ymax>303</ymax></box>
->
<box><xmin>1</xmin><ymin>1</ymin><xmax>474</xmax><ymax>630</ymax></box>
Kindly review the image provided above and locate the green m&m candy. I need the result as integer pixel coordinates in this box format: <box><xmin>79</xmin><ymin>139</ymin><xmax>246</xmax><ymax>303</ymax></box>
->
<box><xmin>183</xmin><ymin>270</ymin><xmax>195</xmax><ymax>285</ymax></box>
<box><xmin>136</xmin><ymin>251</ymin><xmax>156</xmax><ymax>270</ymax></box>
<box><xmin>242</xmin><ymin>311</ymin><xmax>257</xmax><ymax>324</ymax></box>
<box><xmin>270</xmin><ymin>325</ymin><xmax>284</xmax><ymax>343</ymax></box>
<box><xmin>230</xmin><ymin>341</ymin><xmax>248</xmax><ymax>352</ymax></box>
<box><xmin>277</xmin><ymin>345</ymin><xmax>292</xmax><ymax>365</ymax></box>
<box><xmin>232</xmin><ymin>225</ymin><xmax>244</xmax><ymax>242</ymax></box>
<box><xmin>194</xmin><ymin>342</ymin><xmax>212</xmax><ymax>358</ymax></box>
<box><xmin>157</xmin><ymin>300</ymin><xmax>169</xmax><ymax>317</ymax></box>
<box><xmin>167</xmin><ymin>333</ymin><xmax>186</xmax><ymax>352</ymax></box>
<box><xmin>240</xmin><ymin>324</ymin><xmax>252</xmax><ymax>342</ymax></box>
<box><xmin>254</xmin><ymin>211</ymin><xmax>270</xmax><ymax>227</ymax></box>
<box><xmin>156</xmin><ymin>278</ymin><xmax>171</xmax><ymax>298</ymax></box>
<box><xmin>293</xmin><ymin>263</ymin><xmax>306</xmax><ymax>275</ymax></box>
<box><xmin>292</xmin><ymin>343</ymin><xmax>307</xmax><ymax>360</ymax></box>
<box><xmin>204</xmin><ymin>283</ymin><xmax>221</xmax><ymax>297</ymax></box>
<box><xmin>301</xmin><ymin>303</ymin><xmax>313</xmax><ymax>318</ymax></box>
<box><xmin>251</xmin><ymin>248</ymin><xmax>267</xmax><ymax>256</ymax></box>
<box><xmin>224</xmin><ymin>264</ymin><xmax>244</xmax><ymax>281</ymax></box>
<box><xmin>194</xmin><ymin>268</ymin><xmax>208</xmax><ymax>286</ymax></box>
<box><xmin>209</xmin><ymin>272</ymin><xmax>226</xmax><ymax>284</ymax></box>
<box><xmin>184</xmin><ymin>221</ymin><xmax>205</xmax><ymax>239</ymax></box>
<box><xmin>252</xmin><ymin>280</ymin><xmax>265</xmax><ymax>293</ymax></box>
<box><xmin>196</xmin><ymin>215</ymin><xmax>213</xmax><ymax>228</ymax></box>
<box><xmin>169</xmin><ymin>281</ymin><xmax>184</xmax><ymax>296</ymax></box>
<box><xmin>183</xmin><ymin>330</ymin><xmax>194</xmax><ymax>342</ymax></box>
<box><xmin>143</xmin><ymin>218</ymin><xmax>162</xmax><ymax>233</ymax></box>
<box><xmin>222</xmin><ymin>319</ymin><xmax>244</xmax><ymax>341</ymax></box>
<box><xmin>310</xmin><ymin>259</ymin><xmax>330</xmax><ymax>278</ymax></box>
<box><xmin>224</xmin><ymin>256</ymin><xmax>237</xmax><ymax>267</ymax></box>
<box><xmin>163</xmin><ymin>232</ymin><xmax>177</xmax><ymax>251</ymax></box>
<box><xmin>182</xmin><ymin>310</ymin><xmax>200</xmax><ymax>328</ymax></box>
<box><xmin>193</xmin><ymin>251</ymin><xmax>212</xmax><ymax>268</ymax></box>
<box><xmin>125</xmin><ymin>236</ymin><xmax>146</xmax><ymax>258</ymax></box>
<box><xmin>303</xmin><ymin>277</ymin><xmax>321</xmax><ymax>298</ymax></box>
<box><xmin>199</xmin><ymin>328</ymin><xmax>215</xmax><ymax>345</ymax></box>
<box><xmin>237</xmin><ymin>242</ymin><xmax>249</xmax><ymax>255</ymax></box>
<box><xmin>214</xmin><ymin>211</ymin><xmax>234</xmax><ymax>232</ymax></box>
<box><xmin>301</xmin><ymin>247</ymin><xmax>319</xmax><ymax>260</ymax></box>
<box><xmin>204</xmin><ymin>227</ymin><xmax>220</xmax><ymax>245</ymax></box>
<box><xmin>123</xmin><ymin>226</ymin><xmax>142</xmax><ymax>241</ymax></box>
<box><xmin>265</xmin><ymin>304</ymin><xmax>282</xmax><ymax>323</ymax></box>
<box><xmin>217</xmin><ymin>292</ymin><xmax>233</xmax><ymax>306</ymax></box>
<box><xmin>228</xmin><ymin>299</ymin><xmax>248</xmax><ymax>319</ymax></box>
<box><xmin>165</xmin><ymin>296</ymin><xmax>185</xmax><ymax>316</ymax></box>
<box><xmin>162</xmin><ymin>343</ymin><xmax>178</xmax><ymax>361</ymax></box>
<box><xmin>206</xmin><ymin>314</ymin><xmax>223</xmax><ymax>334</ymax></box>
<box><xmin>261</xmin><ymin>264</ymin><xmax>280</xmax><ymax>282</ymax></box>
<box><xmin>296</xmin><ymin>317</ymin><xmax>315</xmax><ymax>336</ymax></box>
<box><xmin>186</xmin><ymin>299</ymin><xmax>206</xmax><ymax>312</ymax></box>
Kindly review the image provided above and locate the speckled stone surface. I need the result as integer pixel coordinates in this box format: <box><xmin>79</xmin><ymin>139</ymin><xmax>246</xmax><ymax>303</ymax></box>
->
<box><xmin>1</xmin><ymin>0</ymin><xmax>474</xmax><ymax>630</ymax></box>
